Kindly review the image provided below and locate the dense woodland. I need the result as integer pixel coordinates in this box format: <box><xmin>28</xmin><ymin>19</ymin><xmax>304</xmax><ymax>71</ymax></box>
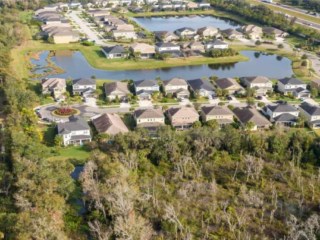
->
<box><xmin>0</xmin><ymin>1</ymin><xmax>320</xmax><ymax>239</ymax></box>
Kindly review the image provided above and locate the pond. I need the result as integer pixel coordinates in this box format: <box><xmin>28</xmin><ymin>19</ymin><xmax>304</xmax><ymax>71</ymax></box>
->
<box><xmin>32</xmin><ymin>50</ymin><xmax>293</xmax><ymax>81</ymax></box>
<box><xmin>132</xmin><ymin>15</ymin><xmax>241</xmax><ymax>32</ymax></box>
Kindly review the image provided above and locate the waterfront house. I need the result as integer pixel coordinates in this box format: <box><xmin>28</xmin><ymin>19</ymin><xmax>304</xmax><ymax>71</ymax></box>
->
<box><xmin>262</xmin><ymin>27</ymin><xmax>288</xmax><ymax>38</ymax></box>
<box><xmin>205</xmin><ymin>39</ymin><xmax>229</xmax><ymax>50</ymax></box>
<box><xmin>188</xmin><ymin>41</ymin><xmax>205</xmax><ymax>52</ymax></box>
<box><xmin>42</xmin><ymin>78</ymin><xmax>66</xmax><ymax>101</ymax></box>
<box><xmin>263</xmin><ymin>103</ymin><xmax>299</xmax><ymax>126</ymax></box>
<box><xmin>166</xmin><ymin>106</ymin><xmax>199</xmax><ymax>130</ymax></box>
<box><xmin>92</xmin><ymin>113</ymin><xmax>129</xmax><ymax>135</ymax></box>
<box><xmin>239</xmin><ymin>25</ymin><xmax>263</xmax><ymax>40</ymax></box>
<box><xmin>130</xmin><ymin>43</ymin><xmax>156</xmax><ymax>59</ymax></box>
<box><xmin>57</xmin><ymin>116</ymin><xmax>92</xmax><ymax>146</ymax></box>
<box><xmin>154</xmin><ymin>31</ymin><xmax>179</xmax><ymax>42</ymax></box>
<box><xmin>163</xmin><ymin>78</ymin><xmax>190</xmax><ymax>98</ymax></box>
<box><xmin>214</xmin><ymin>78</ymin><xmax>244</xmax><ymax>95</ymax></box>
<box><xmin>175</xmin><ymin>27</ymin><xmax>197</xmax><ymax>38</ymax></box>
<box><xmin>72</xmin><ymin>78</ymin><xmax>96</xmax><ymax>96</ymax></box>
<box><xmin>134</xmin><ymin>80</ymin><xmax>159</xmax><ymax>99</ymax></box>
<box><xmin>233</xmin><ymin>107</ymin><xmax>271</xmax><ymax>131</ymax></box>
<box><xmin>197</xmin><ymin>26</ymin><xmax>218</xmax><ymax>38</ymax></box>
<box><xmin>201</xmin><ymin>105</ymin><xmax>234</xmax><ymax>126</ymax></box>
<box><xmin>299</xmin><ymin>102</ymin><xmax>320</xmax><ymax>129</ymax></box>
<box><xmin>134</xmin><ymin>108</ymin><xmax>165</xmax><ymax>131</ymax></box>
<box><xmin>101</xmin><ymin>45</ymin><xmax>128</xmax><ymax>59</ymax></box>
<box><xmin>277</xmin><ymin>78</ymin><xmax>310</xmax><ymax>98</ymax></box>
<box><xmin>104</xmin><ymin>82</ymin><xmax>130</xmax><ymax>101</ymax></box>
<box><xmin>186</xmin><ymin>1</ymin><xmax>199</xmax><ymax>9</ymax></box>
<box><xmin>240</xmin><ymin>76</ymin><xmax>273</xmax><ymax>96</ymax></box>
<box><xmin>155</xmin><ymin>42</ymin><xmax>181</xmax><ymax>54</ymax></box>
<box><xmin>221</xmin><ymin>28</ymin><xmax>243</xmax><ymax>40</ymax></box>
<box><xmin>112</xmin><ymin>30</ymin><xmax>137</xmax><ymax>40</ymax></box>
<box><xmin>187</xmin><ymin>78</ymin><xmax>215</xmax><ymax>97</ymax></box>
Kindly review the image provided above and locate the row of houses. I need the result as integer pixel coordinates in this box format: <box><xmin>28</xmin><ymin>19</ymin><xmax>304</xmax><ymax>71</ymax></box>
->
<box><xmin>42</xmin><ymin>76</ymin><xmax>312</xmax><ymax>103</ymax></box>
<box><xmin>35</xmin><ymin>6</ymin><xmax>80</xmax><ymax>44</ymax></box>
<box><xmin>102</xmin><ymin>40</ymin><xmax>228</xmax><ymax>59</ymax></box>
<box><xmin>90</xmin><ymin>11</ymin><xmax>138</xmax><ymax>40</ymax></box>
<box><xmin>57</xmin><ymin>101</ymin><xmax>320</xmax><ymax>145</ymax></box>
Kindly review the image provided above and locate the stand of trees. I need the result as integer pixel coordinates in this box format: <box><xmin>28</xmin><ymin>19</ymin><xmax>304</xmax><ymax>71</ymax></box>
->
<box><xmin>79</xmin><ymin>126</ymin><xmax>320</xmax><ymax>239</ymax></box>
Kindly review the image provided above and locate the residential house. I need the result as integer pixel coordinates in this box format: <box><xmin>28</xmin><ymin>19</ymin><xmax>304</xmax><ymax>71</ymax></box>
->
<box><xmin>277</xmin><ymin>77</ymin><xmax>310</xmax><ymax>98</ymax></box>
<box><xmin>155</xmin><ymin>42</ymin><xmax>181</xmax><ymax>55</ymax></box>
<box><xmin>175</xmin><ymin>27</ymin><xmax>197</xmax><ymax>38</ymax></box>
<box><xmin>205</xmin><ymin>39</ymin><xmax>229</xmax><ymax>51</ymax></box>
<box><xmin>310</xmin><ymin>79</ymin><xmax>320</xmax><ymax>90</ymax></box>
<box><xmin>201</xmin><ymin>105</ymin><xmax>234</xmax><ymax>126</ymax></box>
<box><xmin>41</xmin><ymin>78</ymin><xmax>66</xmax><ymax>101</ymax></box>
<box><xmin>263</xmin><ymin>103</ymin><xmax>299</xmax><ymax>126</ymax></box>
<box><xmin>186</xmin><ymin>1</ymin><xmax>199</xmax><ymax>10</ymax></box>
<box><xmin>233</xmin><ymin>107</ymin><xmax>272</xmax><ymax>130</ymax></box>
<box><xmin>187</xmin><ymin>78</ymin><xmax>215</xmax><ymax>97</ymax></box>
<box><xmin>57</xmin><ymin>116</ymin><xmax>92</xmax><ymax>146</ymax></box>
<box><xmin>130</xmin><ymin>43</ymin><xmax>155</xmax><ymax>59</ymax></box>
<box><xmin>112</xmin><ymin>30</ymin><xmax>137</xmax><ymax>40</ymax></box>
<box><xmin>42</xmin><ymin>25</ymin><xmax>80</xmax><ymax>44</ymax></box>
<box><xmin>299</xmin><ymin>102</ymin><xmax>320</xmax><ymax>129</ymax></box>
<box><xmin>92</xmin><ymin>113</ymin><xmax>129</xmax><ymax>135</ymax></box>
<box><xmin>166</xmin><ymin>106</ymin><xmax>199</xmax><ymax>130</ymax></box>
<box><xmin>188</xmin><ymin>41</ymin><xmax>205</xmax><ymax>52</ymax></box>
<box><xmin>198</xmin><ymin>2</ymin><xmax>211</xmax><ymax>8</ymax></box>
<box><xmin>101</xmin><ymin>45</ymin><xmax>128</xmax><ymax>59</ymax></box>
<box><xmin>104</xmin><ymin>81</ymin><xmax>130</xmax><ymax>101</ymax></box>
<box><xmin>88</xmin><ymin>9</ymin><xmax>110</xmax><ymax>17</ymax></box>
<box><xmin>134</xmin><ymin>80</ymin><xmax>159</xmax><ymax>99</ymax></box>
<box><xmin>72</xmin><ymin>78</ymin><xmax>96</xmax><ymax>96</ymax></box>
<box><xmin>197</xmin><ymin>26</ymin><xmax>218</xmax><ymax>38</ymax></box>
<box><xmin>239</xmin><ymin>25</ymin><xmax>263</xmax><ymax>40</ymax></box>
<box><xmin>154</xmin><ymin>31</ymin><xmax>179</xmax><ymax>42</ymax></box>
<box><xmin>240</xmin><ymin>76</ymin><xmax>273</xmax><ymax>96</ymax></box>
<box><xmin>163</xmin><ymin>78</ymin><xmax>190</xmax><ymax>98</ymax></box>
<box><xmin>215</xmin><ymin>78</ymin><xmax>244</xmax><ymax>95</ymax></box>
<box><xmin>221</xmin><ymin>28</ymin><xmax>243</xmax><ymax>40</ymax></box>
<box><xmin>134</xmin><ymin>108</ymin><xmax>165</xmax><ymax>130</ymax></box>
<box><xmin>262</xmin><ymin>27</ymin><xmax>288</xmax><ymax>38</ymax></box>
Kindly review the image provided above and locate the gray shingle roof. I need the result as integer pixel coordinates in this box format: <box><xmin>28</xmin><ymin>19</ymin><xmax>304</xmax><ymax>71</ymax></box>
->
<box><xmin>266</xmin><ymin>103</ymin><xmax>297</xmax><ymax>113</ymax></box>
<box><xmin>135</xmin><ymin>79</ymin><xmax>158</xmax><ymax>88</ymax></box>
<box><xmin>241</xmin><ymin>76</ymin><xmax>271</xmax><ymax>84</ymax></box>
<box><xmin>57</xmin><ymin>116</ymin><xmax>90</xmax><ymax>134</ymax></box>
<box><xmin>300</xmin><ymin>102</ymin><xmax>320</xmax><ymax>116</ymax></box>
<box><xmin>273</xmin><ymin>113</ymin><xmax>298</xmax><ymax>122</ymax></box>
<box><xmin>73</xmin><ymin>78</ymin><xmax>95</xmax><ymax>86</ymax></box>
<box><xmin>102</xmin><ymin>45</ymin><xmax>126</xmax><ymax>54</ymax></box>
<box><xmin>202</xmin><ymin>105</ymin><xmax>233</xmax><ymax>116</ymax></box>
<box><xmin>163</xmin><ymin>78</ymin><xmax>188</xmax><ymax>87</ymax></box>
<box><xmin>215</xmin><ymin>78</ymin><xmax>240</xmax><ymax>89</ymax></box>
<box><xmin>134</xmin><ymin>108</ymin><xmax>164</xmax><ymax>119</ymax></box>
<box><xmin>104</xmin><ymin>81</ymin><xmax>129</xmax><ymax>95</ymax></box>
<box><xmin>278</xmin><ymin>77</ymin><xmax>304</xmax><ymax>85</ymax></box>
<box><xmin>233</xmin><ymin>107</ymin><xmax>271</xmax><ymax>127</ymax></box>
<box><xmin>187</xmin><ymin>79</ymin><xmax>214</xmax><ymax>92</ymax></box>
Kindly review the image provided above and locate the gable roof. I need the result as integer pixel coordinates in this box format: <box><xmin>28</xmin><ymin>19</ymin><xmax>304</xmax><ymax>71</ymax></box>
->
<box><xmin>215</xmin><ymin>78</ymin><xmax>241</xmax><ymax>89</ymax></box>
<box><xmin>300</xmin><ymin>102</ymin><xmax>320</xmax><ymax>116</ymax></box>
<box><xmin>207</xmin><ymin>39</ymin><xmax>228</xmax><ymax>46</ymax></box>
<box><xmin>241</xmin><ymin>76</ymin><xmax>271</xmax><ymax>84</ymax></box>
<box><xmin>73</xmin><ymin>78</ymin><xmax>95</xmax><ymax>86</ymax></box>
<box><xmin>92</xmin><ymin>113</ymin><xmax>128</xmax><ymax>135</ymax></box>
<box><xmin>278</xmin><ymin>77</ymin><xmax>304</xmax><ymax>85</ymax></box>
<box><xmin>197</xmin><ymin>26</ymin><xmax>218</xmax><ymax>34</ymax></box>
<box><xmin>221</xmin><ymin>28</ymin><xmax>242</xmax><ymax>36</ymax></box>
<box><xmin>42</xmin><ymin>78</ymin><xmax>66</xmax><ymax>89</ymax></box>
<box><xmin>156</xmin><ymin>42</ymin><xmax>179</xmax><ymax>48</ymax></box>
<box><xmin>273</xmin><ymin>113</ymin><xmax>298</xmax><ymax>122</ymax></box>
<box><xmin>176</xmin><ymin>27</ymin><xmax>196</xmax><ymax>32</ymax></box>
<box><xmin>201</xmin><ymin>105</ymin><xmax>233</xmax><ymax>116</ymax></box>
<box><xmin>187</xmin><ymin>78</ymin><xmax>214</xmax><ymax>92</ymax></box>
<box><xmin>135</xmin><ymin>79</ymin><xmax>158</xmax><ymax>88</ymax></box>
<box><xmin>163</xmin><ymin>78</ymin><xmax>188</xmax><ymax>87</ymax></box>
<box><xmin>57</xmin><ymin>116</ymin><xmax>90</xmax><ymax>134</ymax></box>
<box><xmin>104</xmin><ymin>81</ymin><xmax>130</xmax><ymax>95</ymax></box>
<box><xmin>265</xmin><ymin>103</ymin><xmax>298</xmax><ymax>113</ymax></box>
<box><xmin>102</xmin><ymin>45</ymin><xmax>126</xmax><ymax>54</ymax></box>
<box><xmin>134</xmin><ymin>108</ymin><xmax>164</xmax><ymax>119</ymax></box>
<box><xmin>233</xmin><ymin>107</ymin><xmax>271</xmax><ymax>127</ymax></box>
<box><xmin>167</xmin><ymin>106</ymin><xmax>199</xmax><ymax>118</ymax></box>
<box><xmin>130</xmin><ymin>43</ymin><xmax>155</xmax><ymax>54</ymax></box>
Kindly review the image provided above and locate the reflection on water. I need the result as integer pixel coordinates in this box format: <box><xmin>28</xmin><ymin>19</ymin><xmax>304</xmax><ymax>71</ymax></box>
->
<box><xmin>31</xmin><ymin>50</ymin><xmax>293</xmax><ymax>81</ymax></box>
<box><xmin>132</xmin><ymin>15</ymin><xmax>241</xmax><ymax>32</ymax></box>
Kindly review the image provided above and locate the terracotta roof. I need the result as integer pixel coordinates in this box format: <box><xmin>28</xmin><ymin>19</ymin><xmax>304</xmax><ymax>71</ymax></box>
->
<box><xmin>92</xmin><ymin>113</ymin><xmax>128</xmax><ymax>135</ymax></box>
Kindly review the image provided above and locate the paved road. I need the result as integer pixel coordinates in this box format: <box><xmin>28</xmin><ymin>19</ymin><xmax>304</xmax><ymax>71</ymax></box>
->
<box><xmin>67</xmin><ymin>11</ymin><xmax>105</xmax><ymax>45</ymax></box>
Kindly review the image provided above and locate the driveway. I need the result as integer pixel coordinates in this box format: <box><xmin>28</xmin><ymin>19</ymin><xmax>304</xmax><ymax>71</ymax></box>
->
<box><xmin>67</xmin><ymin>10</ymin><xmax>105</xmax><ymax>45</ymax></box>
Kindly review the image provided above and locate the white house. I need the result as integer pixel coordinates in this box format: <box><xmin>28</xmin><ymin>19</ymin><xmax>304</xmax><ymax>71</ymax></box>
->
<box><xmin>155</xmin><ymin>42</ymin><xmax>181</xmax><ymax>53</ymax></box>
<box><xmin>240</xmin><ymin>76</ymin><xmax>273</xmax><ymax>96</ymax></box>
<box><xmin>72</xmin><ymin>78</ymin><xmax>96</xmax><ymax>95</ymax></box>
<box><xmin>57</xmin><ymin>116</ymin><xmax>92</xmax><ymax>146</ymax></box>
<box><xmin>299</xmin><ymin>102</ymin><xmax>320</xmax><ymax>129</ymax></box>
<box><xmin>163</xmin><ymin>78</ymin><xmax>190</xmax><ymax>98</ymax></box>
<box><xmin>112</xmin><ymin>30</ymin><xmax>137</xmax><ymax>40</ymax></box>
<box><xmin>134</xmin><ymin>80</ymin><xmax>159</xmax><ymax>99</ymax></box>
<box><xmin>187</xmin><ymin>78</ymin><xmax>215</xmax><ymax>97</ymax></box>
<box><xmin>134</xmin><ymin>108</ymin><xmax>165</xmax><ymax>130</ymax></box>
<box><xmin>263</xmin><ymin>103</ymin><xmax>299</xmax><ymax>126</ymax></box>
<box><xmin>205</xmin><ymin>40</ymin><xmax>229</xmax><ymax>51</ymax></box>
<box><xmin>277</xmin><ymin>78</ymin><xmax>310</xmax><ymax>98</ymax></box>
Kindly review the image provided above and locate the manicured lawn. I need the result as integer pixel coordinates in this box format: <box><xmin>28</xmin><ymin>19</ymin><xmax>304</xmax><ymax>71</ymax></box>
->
<box><xmin>48</xmin><ymin>146</ymin><xmax>91</xmax><ymax>163</ymax></box>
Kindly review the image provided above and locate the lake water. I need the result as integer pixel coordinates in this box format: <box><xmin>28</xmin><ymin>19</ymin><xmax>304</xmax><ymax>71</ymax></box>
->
<box><xmin>32</xmin><ymin>50</ymin><xmax>293</xmax><ymax>80</ymax></box>
<box><xmin>132</xmin><ymin>15</ymin><xmax>241</xmax><ymax>32</ymax></box>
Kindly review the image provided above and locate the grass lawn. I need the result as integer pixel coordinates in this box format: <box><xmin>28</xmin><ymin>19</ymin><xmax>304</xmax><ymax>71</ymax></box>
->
<box><xmin>313</xmin><ymin>129</ymin><xmax>320</xmax><ymax>137</ymax></box>
<box><xmin>48</xmin><ymin>146</ymin><xmax>91</xmax><ymax>163</ymax></box>
<box><xmin>246</xmin><ymin>0</ymin><xmax>320</xmax><ymax>25</ymax></box>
